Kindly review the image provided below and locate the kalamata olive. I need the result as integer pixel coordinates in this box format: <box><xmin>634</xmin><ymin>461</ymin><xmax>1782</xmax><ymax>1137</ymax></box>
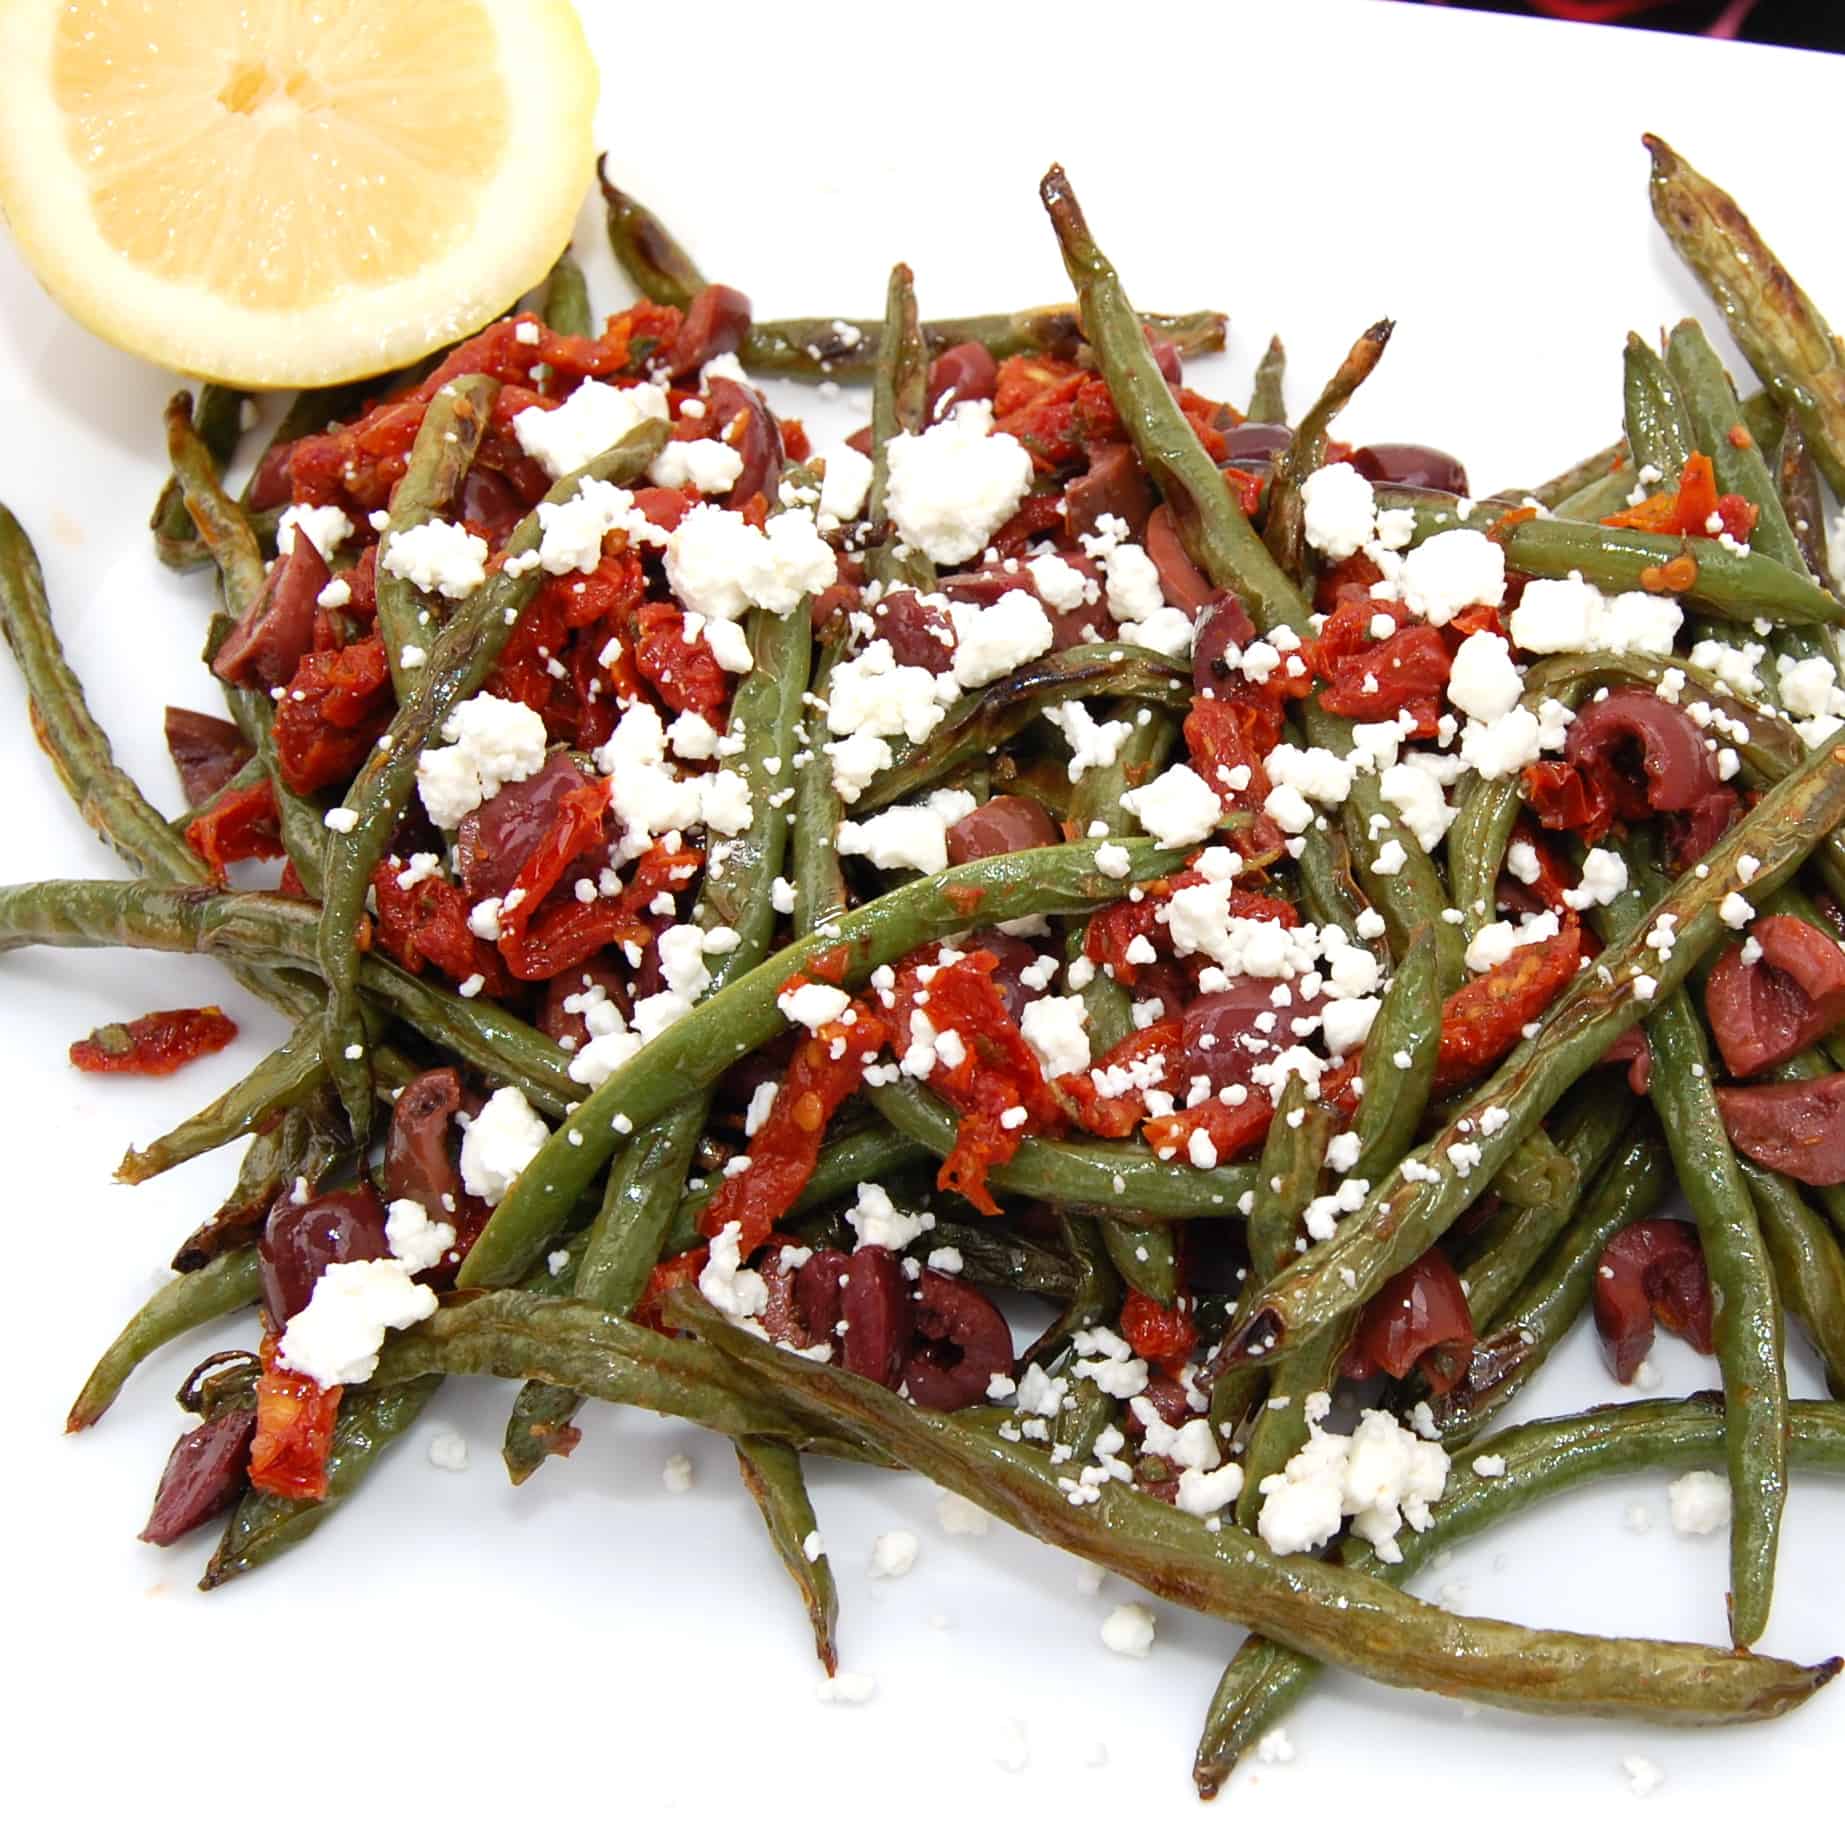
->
<box><xmin>1706</xmin><ymin>916</ymin><xmax>1845</xmax><ymax>1078</ymax></box>
<box><xmin>164</xmin><ymin>707</ymin><xmax>253</xmax><ymax>809</ymax></box>
<box><xmin>1348</xmin><ymin>442</ymin><xmax>1470</xmax><ymax>497</ymax></box>
<box><xmin>841</xmin><ymin>1247</ymin><xmax>914</xmax><ymax>1388</ymax></box>
<box><xmin>1191</xmin><ymin>592</ymin><xmax>1255</xmax><ymax>693</ymax></box>
<box><xmin>1144</xmin><ymin>504</ymin><xmax>1212</xmax><ymax>616</ymax></box>
<box><xmin>706</xmin><ymin>374</ymin><xmax>784</xmax><ymax>509</ymax></box>
<box><xmin>1565</xmin><ymin>689</ymin><xmax>1726</xmax><ymax>820</ymax></box>
<box><xmin>902</xmin><ymin>1272</ymin><xmax>1015</xmax><ymax>1410</ymax></box>
<box><xmin>1181</xmin><ymin>978</ymin><xmax>1311</xmax><ymax>1093</ymax></box>
<box><xmin>538</xmin><ymin>956</ymin><xmax>629</xmax><ymax>1049</ymax></box>
<box><xmin>1342</xmin><ymin>1249</ymin><xmax>1475</xmax><ymax>1394</ymax></box>
<box><xmin>1146</xmin><ymin>333</ymin><xmax>1182</xmax><ymax>387</ymax></box>
<box><xmin>1222</xmin><ymin>422</ymin><xmax>1293</xmax><ymax>468</ymax></box>
<box><xmin>138</xmin><ymin>1409</ymin><xmax>257</xmax><ymax>1545</ymax></box>
<box><xmin>666</xmin><ymin>283</ymin><xmax>753</xmax><ymax>380</ymax></box>
<box><xmin>246</xmin><ymin>441</ymin><xmax>296</xmax><ymax>512</ymax></box>
<box><xmin>873</xmin><ymin>587</ymin><xmax>956</xmax><ymax>673</ymax></box>
<box><xmin>384</xmin><ymin>1068</ymin><xmax>466</xmax><ymax>1218</ymax></box>
<box><xmin>946</xmin><ymin>795</ymin><xmax>1060</xmax><ymax>865</ymax></box>
<box><xmin>455</xmin><ymin>751</ymin><xmax>592</xmax><ymax>898</ymax></box>
<box><xmin>212</xmin><ymin>534</ymin><xmax>330</xmax><ymax>689</ymax></box>
<box><xmin>1593</xmin><ymin>1218</ymin><xmax>1714</xmax><ymax>1383</ymax></box>
<box><xmin>938</xmin><ymin>559</ymin><xmax>1109</xmax><ymax>649</ymax></box>
<box><xmin>1716</xmin><ymin>1073</ymin><xmax>1845</xmax><ymax>1185</ymax></box>
<box><xmin>458</xmin><ymin>464</ymin><xmax>530</xmax><ymax>547</ymax></box>
<box><xmin>793</xmin><ymin>1248</ymin><xmax>849</xmax><ymax>1346</ymax></box>
<box><xmin>963</xmin><ymin>928</ymin><xmax>1045</xmax><ymax>1019</ymax></box>
<box><xmin>1063</xmin><ymin>442</ymin><xmax>1154</xmax><ymax>541</ymax></box>
<box><xmin>1598</xmin><ymin>1025</ymin><xmax>1653</xmax><ymax>1095</ymax></box>
<box><xmin>258</xmin><ymin>1183</ymin><xmax>391</xmax><ymax>1326</ymax></box>
<box><xmin>928</xmin><ymin>341</ymin><xmax>998</xmax><ymax>419</ymax></box>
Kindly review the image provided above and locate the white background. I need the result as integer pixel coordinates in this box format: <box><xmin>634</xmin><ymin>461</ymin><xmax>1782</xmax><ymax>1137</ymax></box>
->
<box><xmin>2</xmin><ymin>0</ymin><xmax>1841</xmax><ymax>1835</ymax></box>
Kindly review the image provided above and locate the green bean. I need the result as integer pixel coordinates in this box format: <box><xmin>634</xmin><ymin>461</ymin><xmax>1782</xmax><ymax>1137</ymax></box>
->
<box><xmin>1264</xmin><ymin>318</ymin><xmax>1392</xmax><ymax>584</ymax></box>
<box><xmin>794</xmin><ymin>626</ymin><xmax>852</xmax><ymax>940</ymax></box>
<box><xmin>1337</xmin><ymin>758</ymin><xmax>1465</xmax><ymax>990</ymax></box>
<box><xmin>1348</xmin><ymin>930</ymin><xmax>1441</xmax><ymax>1190</ymax></box>
<box><xmin>0</xmin><ymin>879</ymin><xmax>584</xmax><ymax>1117</ymax></box>
<box><xmin>1605</xmin><ymin>848</ymin><xmax>1786</xmax><ymax>1646</ymax></box>
<box><xmin>314</xmin><ymin>418</ymin><xmax>668</xmax><ymax>1140</ymax></box>
<box><xmin>505</xmin><ymin>594</ymin><xmax>809</xmax><ymax>1476</ymax></box>
<box><xmin>852</xmin><ymin>645</ymin><xmax>1188</xmax><ymax>814</ymax></box>
<box><xmin>539</xmin><ymin>251</ymin><xmax>593</xmax><ymax>339</ymax></box>
<box><xmin>66</xmin><ymin>1248</ymin><xmax>261</xmax><ymax>1430</ymax></box>
<box><xmin>116</xmin><ymin>1023</ymin><xmax>326</xmax><ymax>1184</ymax></box>
<box><xmin>200</xmin><ymin>1379</ymin><xmax>441</xmax><ymax>1589</ymax></box>
<box><xmin>1741</xmin><ymin>1161</ymin><xmax>1845</xmax><ymax>1396</ymax></box>
<box><xmin>1246</xmin><ymin>1073</ymin><xmax>1335</xmax><ymax>1282</ymax></box>
<box><xmin>1772</xmin><ymin>413</ymin><xmax>1837</xmax><ymax>595</ymax></box>
<box><xmin>455</xmin><ymin>836</ymin><xmax>1187</xmax><ymax>1288</ymax></box>
<box><xmin>1550</xmin><ymin>465</ymin><xmax>1640</xmax><ymax>523</ymax></box>
<box><xmin>1022</xmin><ymin>1213</ymin><xmax>1120</xmax><ymax>1371</ymax></box>
<box><xmin>1194</xmin><ymin>1396</ymin><xmax>1845</xmax><ymax>1796</ymax></box>
<box><xmin>1432</xmin><ymin>1127</ymin><xmax>1670</xmax><ymax>1446</ymax></box>
<box><xmin>867</xmin><ymin>262</ymin><xmax>928</xmax><ymax>543</ymax></box>
<box><xmin>1216</xmin><ymin>727</ymin><xmax>1845</xmax><ymax>1372</ymax></box>
<box><xmin>1247</xmin><ymin>335</ymin><xmax>1287</xmax><ymax>425</ymax></box>
<box><xmin>1233</xmin><ymin>1321</ymin><xmax>1349</xmax><ymax>1530</ymax></box>
<box><xmin>1445</xmin><ymin>771</ymin><xmax>1520</xmax><ymax>928</ymax></box>
<box><xmin>1521</xmin><ymin>436</ymin><xmax>1630</xmax><ymax>510</ymax></box>
<box><xmin>597</xmin><ymin>158</ymin><xmax>707</xmax><ymax>308</ymax></box>
<box><xmin>1622</xmin><ymin>332</ymin><xmax>1695</xmax><ymax>482</ymax></box>
<box><xmin>917</xmin><ymin>1216</ymin><xmax>1083</xmax><ymax>1299</ymax></box>
<box><xmin>1040</xmin><ymin>165</ymin><xmax>1305</xmax><ymax>636</ymax></box>
<box><xmin>735</xmin><ymin>1436</ymin><xmax>840</xmax><ymax>1673</ymax></box>
<box><xmin>1645</xmin><ymin>134</ymin><xmax>1845</xmax><ymax>499</ymax></box>
<box><xmin>672</xmin><ymin>1293</ymin><xmax>1839</xmax><ymax>1725</ymax></box>
<box><xmin>1292</xmin><ymin>823</ymin><xmax>1365</xmax><ymax>937</ymax></box>
<box><xmin>168</xmin><ymin>1101</ymin><xmax>344</xmax><ymax>1273</ymax></box>
<box><xmin>1099</xmin><ymin>1218</ymin><xmax>1177</xmax><ymax>1305</ymax></box>
<box><xmin>151</xmin><ymin>384</ymin><xmax>246</xmax><ymax>568</ymax></box>
<box><xmin>1457</xmin><ymin>1079</ymin><xmax>1636</xmax><ymax>1329</ymax></box>
<box><xmin>869</xmin><ymin>1077</ymin><xmax>1253</xmax><ymax>1220</ymax></box>
<box><xmin>1486</xmin><ymin>1124</ymin><xmax>1574</xmax><ymax>1212</ymax></box>
<box><xmin>374</xmin><ymin>374</ymin><xmax>499</xmax><ymax>701</ymax></box>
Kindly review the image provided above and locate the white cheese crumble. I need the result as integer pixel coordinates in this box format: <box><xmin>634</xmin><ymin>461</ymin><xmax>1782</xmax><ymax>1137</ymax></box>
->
<box><xmin>867</xmin><ymin>1530</ymin><xmax>920</xmax><ymax>1578</ymax></box>
<box><xmin>666</xmin><ymin>504</ymin><xmax>837</xmax><ymax>620</ymax></box>
<box><xmin>1667</xmin><ymin>1469</ymin><xmax>1731</xmax><ymax>1535</ymax></box>
<box><xmin>459</xmin><ymin>1086</ymin><xmax>550</xmax><ymax>1205</ymax></box>
<box><xmin>415</xmin><ymin>693</ymin><xmax>549</xmax><ymax>831</ymax></box>
<box><xmin>513</xmin><ymin>378</ymin><xmax>671</xmax><ymax>478</ymax></box>
<box><xmin>381</xmin><ymin>519</ymin><xmax>489</xmax><ymax>600</ymax></box>
<box><xmin>276</xmin><ymin>1258</ymin><xmax>438</xmax><ymax>1388</ymax></box>
<box><xmin>1121</xmin><ymin>762</ymin><xmax>1224</xmax><ymax>848</ymax></box>
<box><xmin>1021</xmin><ymin>994</ymin><xmax>1092</xmax><ymax>1079</ymax></box>
<box><xmin>1099</xmin><ymin>1603</ymin><xmax>1157</xmax><ymax>1659</ymax></box>
<box><xmin>885</xmin><ymin>400</ymin><xmax>1035</xmax><ymax>564</ymax></box>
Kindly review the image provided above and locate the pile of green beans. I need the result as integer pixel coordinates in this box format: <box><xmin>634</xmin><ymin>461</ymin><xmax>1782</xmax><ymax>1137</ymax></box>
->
<box><xmin>10</xmin><ymin>135</ymin><xmax>1845</xmax><ymax>1801</ymax></box>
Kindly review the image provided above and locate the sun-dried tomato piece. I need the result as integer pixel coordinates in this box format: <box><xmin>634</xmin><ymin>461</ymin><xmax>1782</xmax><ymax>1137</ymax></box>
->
<box><xmin>887</xmin><ymin>949</ymin><xmax>1066</xmax><ymax>1214</ymax></box>
<box><xmin>632</xmin><ymin>1247</ymin><xmax>709</xmax><ymax>1334</ymax></box>
<box><xmin>69</xmin><ymin>1006</ymin><xmax>238</xmax><ymax>1076</ymax></box>
<box><xmin>1057</xmin><ymin>1017</ymin><xmax>1183</xmax><ymax>1138</ymax></box>
<box><xmin>1434</xmin><ymin>916</ymin><xmax>1582</xmax><ymax>1094</ymax></box>
<box><xmin>371</xmin><ymin>864</ymin><xmax>514</xmax><ymax>996</ymax></box>
<box><xmin>271</xmin><ymin>636</ymin><xmax>393</xmax><ymax>795</ymax></box>
<box><xmin>1521</xmin><ymin>758</ymin><xmax>1616</xmax><ymax>842</ymax></box>
<box><xmin>1316</xmin><ymin>621</ymin><xmax>1452</xmax><ymax>736</ymax></box>
<box><xmin>696</xmin><ymin>991</ymin><xmax>890</xmax><ymax>1256</ymax></box>
<box><xmin>1599</xmin><ymin>451</ymin><xmax>1755</xmax><ymax>542</ymax></box>
<box><xmin>1120</xmin><ymin>1289</ymin><xmax>1197</xmax><ymax>1364</ymax></box>
<box><xmin>496</xmin><ymin>779</ymin><xmax>613</xmax><ymax>960</ymax></box>
<box><xmin>1495</xmin><ymin>817</ymin><xmax>1578</xmax><ymax>920</ymax></box>
<box><xmin>248</xmin><ymin>1333</ymin><xmax>342</xmax><ymax>1501</ymax></box>
<box><xmin>1342</xmin><ymin>1248</ymin><xmax>1475</xmax><ymax>1393</ymax></box>
<box><xmin>1141</xmin><ymin>1089</ymin><xmax>1275</xmax><ymax>1163</ymax></box>
<box><xmin>184</xmin><ymin>778</ymin><xmax>283</xmax><ymax>880</ymax></box>
<box><xmin>630</xmin><ymin>600</ymin><xmax>729</xmax><ymax>720</ymax></box>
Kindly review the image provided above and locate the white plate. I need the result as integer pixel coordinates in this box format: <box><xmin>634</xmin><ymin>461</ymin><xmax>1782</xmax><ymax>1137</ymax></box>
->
<box><xmin>3</xmin><ymin>1</ymin><xmax>1840</xmax><ymax>1834</ymax></box>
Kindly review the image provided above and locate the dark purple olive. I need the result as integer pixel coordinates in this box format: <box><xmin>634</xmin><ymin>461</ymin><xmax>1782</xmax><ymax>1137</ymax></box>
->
<box><xmin>1063</xmin><ymin>441</ymin><xmax>1154</xmax><ymax>541</ymax></box>
<box><xmin>964</xmin><ymin>927</ymin><xmax>1046</xmax><ymax>1019</ymax></box>
<box><xmin>1222</xmin><ymin>422</ymin><xmax>1293</xmax><ymax>468</ymax></box>
<box><xmin>666</xmin><ymin>283</ymin><xmax>753</xmax><ymax>380</ymax></box>
<box><xmin>259</xmin><ymin>1183</ymin><xmax>392</xmax><ymax>1326</ymax></box>
<box><xmin>706</xmin><ymin>373</ymin><xmax>784</xmax><ymax>509</ymax></box>
<box><xmin>841</xmin><ymin>1247</ymin><xmax>914</xmax><ymax>1387</ymax></box>
<box><xmin>1565</xmin><ymin>688</ymin><xmax>1727</xmax><ymax>820</ymax></box>
<box><xmin>1192</xmin><ymin>592</ymin><xmax>1256</xmax><ymax>694</ymax></box>
<box><xmin>928</xmin><ymin>341</ymin><xmax>998</xmax><ymax>419</ymax></box>
<box><xmin>946</xmin><ymin>795</ymin><xmax>1060</xmax><ymax>865</ymax></box>
<box><xmin>138</xmin><ymin>1409</ymin><xmax>257</xmax><ymax>1545</ymax></box>
<box><xmin>384</xmin><ymin>1068</ymin><xmax>465</xmax><ymax>1219</ymax></box>
<box><xmin>538</xmin><ymin>956</ymin><xmax>629</xmax><ymax>1049</ymax></box>
<box><xmin>1348</xmin><ymin>442</ymin><xmax>1469</xmax><ymax>497</ymax></box>
<box><xmin>164</xmin><ymin>706</ymin><xmax>253</xmax><ymax>809</ymax></box>
<box><xmin>793</xmin><ymin>1248</ymin><xmax>850</xmax><ymax>1345</ymax></box>
<box><xmin>212</xmin><ymin>533</ymin><xmax>330</xmax><ymax>690</ymax></box>
<box><xmin>1182</xmin><ymin>978</ymin><xmax>1314</xmax><ymax>1092</ymax></box>
<box><xmin>457</xmin><ymin>464</ymin><xmax>529</xmax><ymax>547</ymax></box>
<box><xmin>455</xmin><ymin>750</ymin><xmax>589</xmax><ymax>898</ymax></box>
<box><xmin>1145</xmin><ymin>504</ymin><xmax>1212</xmax><ymax>615</ymax></box>
<box><xmin>1146</xmin><ymin>332</ymin><xmax>1182</xmax><ymax>387</ymax></box>
<box><xmin>902</xmin><ymin>1272</ymin><xmax>1015</xmax><ymax>1410</ymax></box>
<box><xmin>873</xmin><ymin>587</ymin><xmax>956</xmax><ymax>673</ymax></box>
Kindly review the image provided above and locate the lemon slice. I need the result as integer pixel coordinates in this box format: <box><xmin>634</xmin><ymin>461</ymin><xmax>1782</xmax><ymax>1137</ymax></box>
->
<box><xmin>0</xmin><ymin>0</ymin><xmax>597</xmax><ymax>387</ymax></box>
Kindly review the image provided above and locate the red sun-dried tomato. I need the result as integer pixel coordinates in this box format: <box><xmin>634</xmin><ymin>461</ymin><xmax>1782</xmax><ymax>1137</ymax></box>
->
<box><xmin>1342</xmin><ymin>1248</ymin><xmax>1476</xmax><ymax>1394</ymax></box>
<box><xmin>271</xmin><ymin>636</ymin><xmax>393</xmax><ymax>795</ymax></box>
<box><xmin>1434</xmin><ymin>916</ymin><xmax>1583</xmax><ymax>1094</ymax></box>
<box><xmin>887</xmin><ymin>949</ymin><xmax>1067</xmax><ymax>1214</ymax></box>
<box><xmin>1494</xmin><ymin>818</ymin><xmax>1579</xmax><ymax>919</ymax></box>
<box><xmin>247</xmin><ymin>1333</ymin><xmax>342</xmax><ymax>1502</ymax></box>
<box><xmin>69</xmin><ymin>1006</ymin><xmax>238</xmax><ymax>1076</ymax></box>
<box><xmin>370</xmin><ymin>864</ymin><xmax>513</xmax><ymax>996</ymax></box>
<box><xmin>1140</xmin><ymin>1089</ymin><xmax>1275</xmax><ymax>1164</ymax></box>
<box><xmin>495</xmin><ymin>778</ymin><xmax>614</xmax><ymax>971</ymax></box>
<box><xmin>1309</xmin><ymin>603</ymin><xmax>1453</xmax><ymax>736</ymax></box>
<box><xmin>184</xmin><ymin>778</ymin><xmax>283</xmax><ymax>881</ymax></box>
<box><xmin>1598</xmin><ymin>451</ymin><xmax>1756</xmax><ymax>544</ymax></box>
<box><xmin>1057</xmin><ymin>1017</ymin><xmax>1183</xmax><ymax>1139</ymax></box>
<box><xmin>630</xmin><ymin>600</ymin><xmax>729</xmax><ymax>721</ymax></box>
<box><xmin>1120</xmin><ymin>1289</ymin><xmax>1197</xmax><ymax>1365</ymax></box>
<box><xmin>632</xmin><ymin>1247</ymin><xmax>709</xmax><ymax>1334</ymax></box>
<box><xmin>1521</xmin><ymin>758</ymin><xmax>1616</xmax><ymax>842</ymax></box>
<box><xmin>696</xmin><ymin>989</ymin><xmax>890</xmax><ymax>1257</ymax></box>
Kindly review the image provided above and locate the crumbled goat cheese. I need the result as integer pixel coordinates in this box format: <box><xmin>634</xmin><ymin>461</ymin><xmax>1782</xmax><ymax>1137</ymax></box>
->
<box><xmin>1099</xmin><ymin>1603</ymin><xmax>1157</xmax><ymax>1659</ymax></box>
<box><xmin>817</xmin><ymin>443</ymin><xmax>874</xmax><ymax>523</ymax></box>
<box><xmin>666</xmin><ymin>504</ymin><xmax>837</xmax><ymax>620</ymax></box>
<box><xmin>778</xmin><ymin>982</ymin><xmax>853</xmax><ymax>1031</ymax></box>
<box><xmin>415</xmin><ymin>693</ymin><xmax>548</xmax><ymax>830</ymax></box>
<box><xmin>868</xmin><ymin>1530</ymin><xmax>919</xmax><ymax>1578</ymax></box>
<box><xmin>512</xmin><ymin>378</ymin><xmax>671</xmax><ymax>478</ymax></box>
<box><xmin>459</xmin><ymin>1086</ymin><xmax>550</xmax><ymax>1205</ymax></box>
<box><xmin>1667</xmin><ymin>1469</ymin><xmax>1731</xmax><ymax>1535</ymax></box>
<box><xmin>950</xmin><ymin>587</ymin><xmax>1056</xmax><ymax>688</ymax></box>
<box><xmin>277</xmin><ymin>1258</ymin><xmax>438</xmax><ymax>1388</ymax></box>
<box><xmin>884</xmin><ymin>399</ymin><xmax>1035</xmax><ymax>565</ymax></box>
<box><xmin>381</xmin><ymin>519</ymin><xmax>489</xmax><ymax>599</ymax></box>
<box><xmin>1299</xmin><ymin>462</ymin><xmax>1376</xmax><ymax>562</ymax></box>
<box><xmin>1121</xmin><ymin>763</ymin><xmax>1224</xmax><ymax>848</ymax></box>
<box><xmin>648</xmin><ymin>438</ymin><xmax>744</xmax><ymax>496</ymax></box>
<box><xmin>1021</xmin><ymin>994</ymin><xmax>1092</xmax><ymax>1079</ymax></box>
<box><xmin>1397</xmin><ymin>529</ymin><xmax>1506</xmax><ymax>625</ymax></box>
<box><xmin>836</xmin><ymin>788</ymin><xmax>977</xmax><ymax>875</ymax></box>
<box><xmin>846</xmin><ymin>1182</ymin><xmax>929</xmax><ymax>1253</ymax></box>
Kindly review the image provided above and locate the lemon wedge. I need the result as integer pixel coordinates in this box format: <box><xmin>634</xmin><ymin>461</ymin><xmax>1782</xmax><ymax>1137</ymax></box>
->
<box><xmin>0</xmin><ymin>0</ymin><xmax>597</xmax><ymax>387</ymax></box>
